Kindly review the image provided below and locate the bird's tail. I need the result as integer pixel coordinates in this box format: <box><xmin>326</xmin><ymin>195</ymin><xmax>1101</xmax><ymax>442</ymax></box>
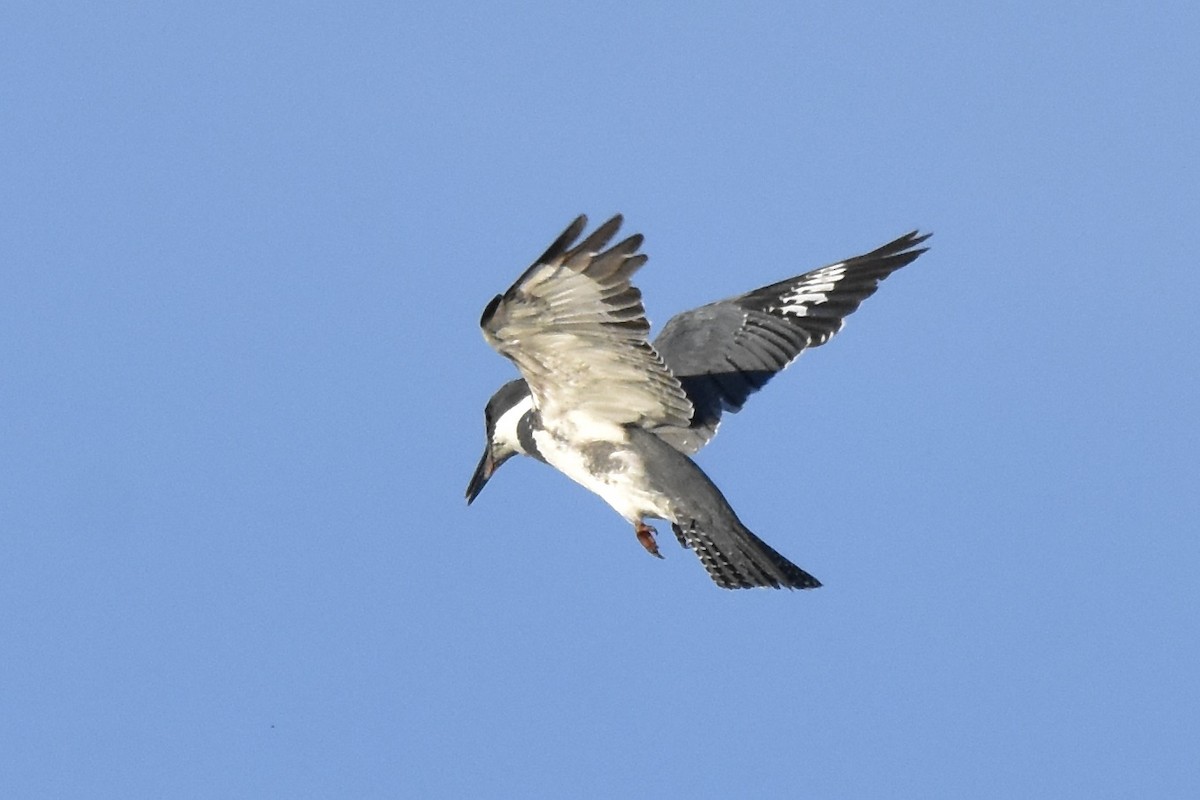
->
<box><xmin>671</xmin><ymin>519</ymin><xmax>822</xmax><ymax>590</ymax></box>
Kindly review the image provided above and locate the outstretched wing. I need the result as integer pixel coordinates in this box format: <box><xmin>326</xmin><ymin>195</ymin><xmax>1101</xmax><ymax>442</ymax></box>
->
<box><xmin>480</xmin><ymin>215</ymin><xmax>694</xmax><ymax>434</ymax></box>
<box><xmin>653</xmin><ymin>230</ymin><xmax>931</xmax><ymax>453</ymax></box>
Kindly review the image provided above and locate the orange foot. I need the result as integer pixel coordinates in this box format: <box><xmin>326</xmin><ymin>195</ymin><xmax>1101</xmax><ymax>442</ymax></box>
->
<box><xmin>636</xmin><ymin>522</ymin><xmax>664</xmax><ymax>559</ymax></box>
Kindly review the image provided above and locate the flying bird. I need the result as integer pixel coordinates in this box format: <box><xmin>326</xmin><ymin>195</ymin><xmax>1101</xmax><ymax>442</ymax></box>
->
<box><xmin>468</xmin><ymin>215</ymin><xmax>929</xmax><ymax>589</ymax></box>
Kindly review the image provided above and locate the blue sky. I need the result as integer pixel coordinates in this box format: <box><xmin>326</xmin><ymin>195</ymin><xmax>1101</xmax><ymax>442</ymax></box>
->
<box><xmin>3</xmin><ymin>2</ymin><xmax>1198</xmax><ymax>797</ymax></box>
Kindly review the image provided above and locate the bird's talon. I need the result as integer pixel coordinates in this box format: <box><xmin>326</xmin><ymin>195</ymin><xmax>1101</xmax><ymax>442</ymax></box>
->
<box><xmin>636</xmin><ymin>523</ymin><xmax>664</xmax><ymax>559</ymax></box>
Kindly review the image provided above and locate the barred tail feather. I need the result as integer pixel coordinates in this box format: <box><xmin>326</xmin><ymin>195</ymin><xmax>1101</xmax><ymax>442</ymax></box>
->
<box><xmin>672</xmin><ymin>520</ymin><xmax>822</xmax><ymax>590</ymax></box>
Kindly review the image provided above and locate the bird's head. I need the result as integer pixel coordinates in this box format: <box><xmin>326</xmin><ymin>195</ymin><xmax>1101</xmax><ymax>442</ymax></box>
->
<box><xmin>465</xmin><ymin>378</ymin><xmax>535</xmax><ymax>504</ymax></box>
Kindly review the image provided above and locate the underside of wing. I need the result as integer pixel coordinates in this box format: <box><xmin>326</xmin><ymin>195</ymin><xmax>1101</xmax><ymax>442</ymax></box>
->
<box><xmin>480</xmin><ymin>215</ymin><xmax>694</xmax><ymax>433</ymax></box>
<box><xmin>654</xmin><ymin>230</ymin><xmax>931</xmax><ymax>453</ymax></box>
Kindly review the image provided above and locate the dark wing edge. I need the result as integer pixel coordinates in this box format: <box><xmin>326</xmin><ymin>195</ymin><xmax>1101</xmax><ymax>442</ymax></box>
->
<box><xmin>740</xmin><ymin>229</ymin><xmax>932</xmax><ymax>347</ymax></box>
<box><xmin>654</xmin><ymin>230</ymin><xmax>931</xmax><ymax>453</ymax></box>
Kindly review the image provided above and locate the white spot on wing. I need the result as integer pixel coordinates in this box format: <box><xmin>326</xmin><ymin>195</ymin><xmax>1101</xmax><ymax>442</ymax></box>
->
<box><xmin>777</xmin><ymin>264</ymin><xmax>846</xmax><ymax>316</ymax></box>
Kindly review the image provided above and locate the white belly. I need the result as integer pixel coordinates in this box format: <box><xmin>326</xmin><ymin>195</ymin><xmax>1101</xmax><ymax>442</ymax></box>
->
<box><xmin>531</xmin><ymin>428</ymin><xmax>672</xmax><ymax>525</ymax></box>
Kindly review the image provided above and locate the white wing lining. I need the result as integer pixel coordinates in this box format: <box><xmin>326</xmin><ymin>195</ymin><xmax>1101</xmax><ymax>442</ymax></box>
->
<box><xmin>480</xmin><ymin>215</ymin><xmax>694</xmax><ymax>435</ymax></box>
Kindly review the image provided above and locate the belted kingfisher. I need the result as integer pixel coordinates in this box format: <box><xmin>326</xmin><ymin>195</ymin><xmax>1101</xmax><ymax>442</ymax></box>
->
<box><xmin>468</xmin><ymin>215</ymin><xmax>929</xmax><ymax>589</ymax></box>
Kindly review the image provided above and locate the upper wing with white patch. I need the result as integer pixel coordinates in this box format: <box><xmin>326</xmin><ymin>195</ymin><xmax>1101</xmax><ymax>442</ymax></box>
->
<box><xmin>480</xmin><ymin>215</ymin><xmax>694</xmax><ymax>433</ymax></box>
<box><xmin>653</xmin><ymin>230</ymin><xmax>930</xmax><ymax>453</ymax></box>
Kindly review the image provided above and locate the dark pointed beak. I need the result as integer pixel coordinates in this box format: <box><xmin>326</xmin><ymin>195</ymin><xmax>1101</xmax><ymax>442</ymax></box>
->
<box><xmin>465</xmin><ymin>445</ymin><xmax>494</xmax><ymax>505</ymax></box>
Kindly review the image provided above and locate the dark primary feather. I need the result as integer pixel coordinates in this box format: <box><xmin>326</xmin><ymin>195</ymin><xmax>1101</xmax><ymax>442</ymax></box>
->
<box><xmin>653</xmin><ymin>230</ymin><xmax>930</xmax><ymax>453</ymax></box>
<box><xmin>738</xmin><ymin>230</ymin><xmax>931</xmax><ymax>345</ymax></box>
